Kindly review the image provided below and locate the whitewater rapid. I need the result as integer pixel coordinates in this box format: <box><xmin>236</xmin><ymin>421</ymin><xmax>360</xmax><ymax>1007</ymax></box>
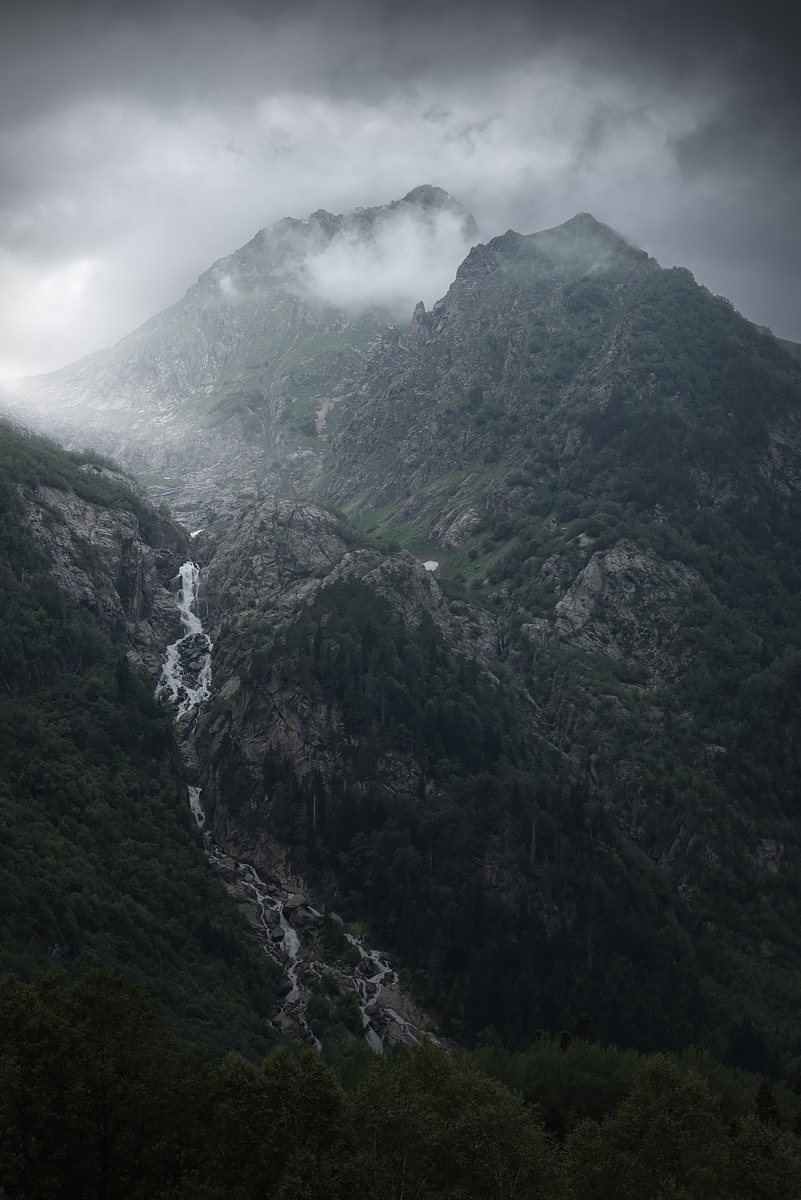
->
<box><xmin>218</xmin><ymin>855</ymin><xmax>408</xmax><ymax>1054</ymax></box>
<box><xmin>156</xmin><ymin>562</ymin><xmax>213</xmax><ymax>720</ymax></box>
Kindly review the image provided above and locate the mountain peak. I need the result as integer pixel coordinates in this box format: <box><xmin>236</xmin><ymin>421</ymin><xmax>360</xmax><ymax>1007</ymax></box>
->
<box><xmin>526</xmin><ymin>212</ymin><xmax>647</xmax><ymax>276</ymax></box>
<box><xmin>401</xmin><ymin>184</ymin><xmax>449</xmax><ymax>204</ymax></box>
<box><xmin>310</xmin><ymin>185</ymin><xmax>478</xmax><ymax>243</ymax></box>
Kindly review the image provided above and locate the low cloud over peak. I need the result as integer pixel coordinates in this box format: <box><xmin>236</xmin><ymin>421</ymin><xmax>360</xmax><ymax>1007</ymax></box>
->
<box><xmin>0</xmin><ymin>1</ymin><xmax>798</xmax><ymax>379</ymax></box>
<box><xmin>297</xmin><ymin>186</ymin><xmax>479</xmax><ymax>318</ymax></box>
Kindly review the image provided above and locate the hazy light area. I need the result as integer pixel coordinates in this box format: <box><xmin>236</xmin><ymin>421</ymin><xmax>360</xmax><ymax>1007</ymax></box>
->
<box><xmin>303</xmin><ymin>206</ymin><xmax>478</xmax><ymax>317</ymax></box>
<box><xmin>0</xmin><ymin>1</ymin><xmax>798</xmax><ymax>380</ymax></box>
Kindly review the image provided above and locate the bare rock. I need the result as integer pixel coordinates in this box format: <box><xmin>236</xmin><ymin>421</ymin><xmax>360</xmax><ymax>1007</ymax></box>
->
<box><xmin>553</xmin><ymin>541</ymin><xmax>704</xmax><ymax>678</ymax></box>
<box><xmin>22</xmin><ymin>484</ymin><xmax>187</xmax><ymax>678</ymax></box>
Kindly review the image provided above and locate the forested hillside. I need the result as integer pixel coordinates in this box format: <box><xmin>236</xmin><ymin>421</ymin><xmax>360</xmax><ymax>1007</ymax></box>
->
<box><xmin>0</xmin><ymin>419</ymin><xmax>279</xmax><ymax>1056</ymax></box>
<box><xmin>2</xmin><ymin>970</ymin><xmax>800</xmax><ymax>1199</ymax></box>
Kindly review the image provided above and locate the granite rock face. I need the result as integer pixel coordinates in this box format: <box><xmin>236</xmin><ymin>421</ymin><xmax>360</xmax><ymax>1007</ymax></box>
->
<box><xmin>552</xmin><ymin>542</ymin><xmax>704</xmax><ymax>677</ymax></box>
<box><xmin>198</xmin><ymin>499</ymin><xmax>350</xmax><ymax>623</ymax></box>
<box><xmin>181</xmin><ymin>498</ymin><xmax>511</xmax><ymax>845</ymax></box>
<box><xmin>22</xmin><ymin>475</ymin><xmax>188</xmax><ymax>676</ymax></box>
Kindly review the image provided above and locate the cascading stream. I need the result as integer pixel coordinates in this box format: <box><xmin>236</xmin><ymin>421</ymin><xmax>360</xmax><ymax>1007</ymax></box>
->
<box><xmin>188</xmin><ymin>786</ymin><xmax>205</xmax><ymax>830</ymax></box>
<box><xmin>156</xmin><ymin>562</ymin><xmax>213</xmax><ymax>720</ymax></box>
<box><xmin>158</xmin><ymin>562</ymin><xmax>430</xmax><ymax>1054</ymax></box>
<box><xmin>233</xmin><ymin>860</ymin><xmax>321</xmax><ymax>1050</ymax></box>
<box><xmin>158</xmin><ymin>562</ymin><xmax>213</xmax><ymax>833</ymax></box>
<box><xmin>344</xmin><ymin>933</ymin><xmax>410</xmax><ymax>1053</ymax></box>
<box><xmin>203</xmin><ymin>846</ymin><xmax>418</xmax><ymax>1054</ymax></box>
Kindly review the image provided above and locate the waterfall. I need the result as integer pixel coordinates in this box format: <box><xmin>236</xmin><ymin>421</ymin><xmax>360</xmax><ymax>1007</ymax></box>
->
<box><xmin>188</xmin><ymin>786</ymin><xmax>205</xmax><ymax>830</ymax></box>
<box><xmin>156</xmin><ymin>561</ymin><xmax>213</xmax><ymax>720</ymax></box>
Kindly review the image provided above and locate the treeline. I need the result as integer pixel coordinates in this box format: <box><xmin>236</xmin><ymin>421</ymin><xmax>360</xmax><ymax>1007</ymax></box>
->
<box><xmin>1</xmin><ymin>971</ymin><xmax>799</xmax><ymax>1200</ymax></box>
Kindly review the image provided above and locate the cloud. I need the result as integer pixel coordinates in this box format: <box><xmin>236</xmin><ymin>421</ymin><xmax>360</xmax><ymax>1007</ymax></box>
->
<box><xmin>0</xmin><ymin>0</ymin><xmax>798</xmax><ymax>379</ymax></box>
<box><xmin>301</xmin><ymin>204</ymin><xmax>478</xmax><ymax>317</ymax></box>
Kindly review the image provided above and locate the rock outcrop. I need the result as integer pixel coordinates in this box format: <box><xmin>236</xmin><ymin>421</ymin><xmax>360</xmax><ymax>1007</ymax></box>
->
<box><xmin>187</xmin><ymin>498</ymin><xmax>509</xmax><ymax>818</ymax></box>
<box><xmin>22</xmin><ymin>476</ymin><xmax>188</xmax><ymax>675</ymax></box>
<box><xmin>551</xmin><ymin>541</ymin><xmax>704</xmax><ymax>678</ymax></box>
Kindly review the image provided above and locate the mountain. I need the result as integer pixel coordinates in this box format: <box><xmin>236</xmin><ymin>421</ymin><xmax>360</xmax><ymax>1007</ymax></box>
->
<box><xmin>1</xmin><ymin>186</ymin><xmax>477</xmax><ymax>530</ymax></box>
<box><xmin>5</xmin><ymin>190</ymin><xmax>801</xmax><ymax>1081</ymax></box>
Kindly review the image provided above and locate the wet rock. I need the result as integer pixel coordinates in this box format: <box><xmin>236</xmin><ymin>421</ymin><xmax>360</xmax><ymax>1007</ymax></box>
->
<box><xmin>278</xmin><ymin>1014</ymin><xmax>300</xmax><ymax>1037</ymax></box>
<box><xmin>383</xmin><ymin>1023</ymin><xmax>408</xmax><ymax>1050</ymax></box>
<box><xmin>291</xmin><ymin>907</ymin><xmax>319</xmax><ymax>930</ymax></box>
<box><xmin>270</xmin><ymin>927</ymin><xmax>285</xmax><ymax>942</ymax></box>
<box><xmin>376</xmin><ymin>982</ymin><xmax>429</xmax><ymax>1031</ymax></box>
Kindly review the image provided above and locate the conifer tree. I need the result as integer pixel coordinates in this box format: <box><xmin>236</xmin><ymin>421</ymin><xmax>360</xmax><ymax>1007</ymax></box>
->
<box><xmin>755</xmin><ymin>1076</ymin><xmax>782</xmax><ymax>1128</ymax></box>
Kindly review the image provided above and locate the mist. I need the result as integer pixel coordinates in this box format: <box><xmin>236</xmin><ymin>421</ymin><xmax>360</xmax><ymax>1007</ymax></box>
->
<box><xmin>0</xmin><ymin>1</ymin><xmax>798</xmax><ymax>381</ymax></box>
<box><xmin>302</xmin><ymin>206</ymin><xmax>478</xmax><ymax>319</ymax></box>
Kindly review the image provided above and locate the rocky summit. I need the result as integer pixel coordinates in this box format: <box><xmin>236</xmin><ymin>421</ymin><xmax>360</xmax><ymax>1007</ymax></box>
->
<box><xmin>3</xmin><ymin>188</ymin><xmax>801</xmax><ymax>1083</ymax></box>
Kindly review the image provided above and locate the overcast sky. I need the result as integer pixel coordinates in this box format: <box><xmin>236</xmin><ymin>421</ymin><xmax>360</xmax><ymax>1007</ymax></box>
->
<box><xmin>0</xmin><ymin>0</ymin><xmax>798</xmax><ymax>379</ymax></box>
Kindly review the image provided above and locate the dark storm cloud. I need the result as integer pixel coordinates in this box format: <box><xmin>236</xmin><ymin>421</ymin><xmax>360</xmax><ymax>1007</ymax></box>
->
<box><xmin>0</xmin><ymin>0</ymin><xmax>798</xmax><ymax>376</ymax></box>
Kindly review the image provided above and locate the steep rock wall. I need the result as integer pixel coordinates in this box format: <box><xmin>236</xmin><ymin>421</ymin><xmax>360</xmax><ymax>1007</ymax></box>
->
<box><xmin>23</xmin><ymin>479</ymin><xmax>188</xmax><ymax>676</ymax></box>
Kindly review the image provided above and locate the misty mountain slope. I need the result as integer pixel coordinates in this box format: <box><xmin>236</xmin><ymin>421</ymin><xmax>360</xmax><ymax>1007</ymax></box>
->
<box><xmin>172</xmin><ymin>209</ymin><xmax>801</xmax><ymax>1068</ymax></box>
<box><xmin>2</xmin><ymin>186</ymin><xmax>477</xmax><ymax>529</ymax></box>
<box><xmin>0</xmin><ymin>419</ymin><xmax>281</xmax><ymax>1056</ymax></box>
<box><xmin>8</xmin><ymin>192</ymin><xmax>801</xmax><ymax>1074</ymax></box>
<box><xmin>321</xmin><ymin>214</ymin><xmax>642</xmax><ymax>514</ymax></box>
<box><xmin>323</xmin><ymin>211</ymin><xmax>801</xmax><ymax>541</ymax></box>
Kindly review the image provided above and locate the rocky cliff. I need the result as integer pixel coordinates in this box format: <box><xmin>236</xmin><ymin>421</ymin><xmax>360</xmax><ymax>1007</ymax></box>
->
<box><xmin>187</xmin><ymin>498</ymin><xmax>505</xmax><ymax>804</ymax></box>
<box><xmin>20</xmin><ymin>465</ymin><xmax>188</xmax><ymax>677</ymax></box>
<box><xmin>323</xmin><ymin>214</ymin><xmax>653</xmax><ymax>514</ymax></box>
